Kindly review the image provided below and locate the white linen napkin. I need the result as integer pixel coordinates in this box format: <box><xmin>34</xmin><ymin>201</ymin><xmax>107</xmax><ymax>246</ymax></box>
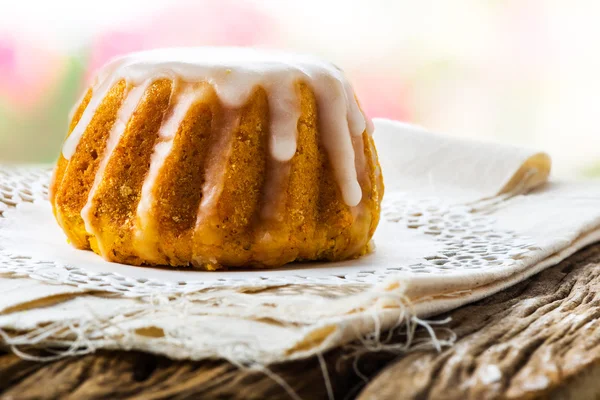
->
<box><xmin>1</xmin><ymin>119</ymin><xmax>598</xmax><ymax>364</ymax></box>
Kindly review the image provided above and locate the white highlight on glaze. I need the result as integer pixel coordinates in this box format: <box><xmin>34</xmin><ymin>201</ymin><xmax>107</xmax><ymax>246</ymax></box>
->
<box><xmin>62</xmin><ymin>47</ymin><xmax>370</xmax><ymax>207</ymax></box>
<box><xmin>80</xmin><ymin>79</ymin><xmax>154</xmax><ymax>257</ymax></box>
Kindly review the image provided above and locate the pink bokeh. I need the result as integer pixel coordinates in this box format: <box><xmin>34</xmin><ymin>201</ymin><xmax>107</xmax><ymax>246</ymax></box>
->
<box><xmin>82</xmin><ymin>0</ymin><xmax>410</xmax><ymax>121</ymax></box>
<box><xmin>0</xmin><ymin>34</ymin><xmax>64</xmax><ymax>110</ymax></box>
<box><xmin>86</xmin><ymin>0</ymin><xmax>278</xmax><ymax>82</ymax></box>
<box><xmin>352</xmin><ymin>73</ymin><xmax>412</xmax><ymax>121</ymax></box>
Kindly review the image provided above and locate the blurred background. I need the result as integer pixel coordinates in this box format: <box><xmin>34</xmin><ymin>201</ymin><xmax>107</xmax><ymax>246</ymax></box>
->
<box><xmin>1</xmin><ymin>0</ymin><xmax>599</xmax><ymax>177</ymax></box>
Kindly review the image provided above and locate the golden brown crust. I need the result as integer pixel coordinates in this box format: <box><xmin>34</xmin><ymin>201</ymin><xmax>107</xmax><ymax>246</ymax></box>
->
<box><xmin>53</xmin><ymin>81</ymin><xmax>128</xmax><ymax>249</ymax></box>
<box><xmin>50</xmin><ymin>88</ymin><xmax>94</xmax><ymax>206</ymax></box>
<box><xmin>193</xmin><ymin>87</ymin><xmax>270</xmax><ymax>267</ymax></box>
<box><xmin>147</xmin><ymin>83</ymin><xmax>217</xmax><ymax>265</ymax></box>
<box><xmin>51</xmin><ymin>79</ymin><xmax>384</xmax><ymax>269</ymax></box>
<box><xmin>84</xmin><ymin>79</ymin><xmax>173</xmax><ymax>264</ymax></box>
<box><xmin>366</xmin><ymin>134</ymin><xmax>384</xmax><ymax>238</ymax></box>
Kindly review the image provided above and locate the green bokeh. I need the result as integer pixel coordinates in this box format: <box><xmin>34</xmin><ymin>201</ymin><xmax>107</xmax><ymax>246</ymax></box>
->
<box><xmin>583</xmin><ymin>163</ymin><xmax>600</xmax><ymax>177</ymax></box>
<box><xmin>0</xmin><ymin>53</ymin><xmax>87</xmax><ymax>164</ymax></box>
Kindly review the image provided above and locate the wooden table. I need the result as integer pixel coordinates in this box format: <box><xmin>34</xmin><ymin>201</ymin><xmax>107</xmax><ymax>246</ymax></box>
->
<box><xmin>2</xmin><ymin>244</ymin><xmax>600</xmax><ymax>400</ymax></box>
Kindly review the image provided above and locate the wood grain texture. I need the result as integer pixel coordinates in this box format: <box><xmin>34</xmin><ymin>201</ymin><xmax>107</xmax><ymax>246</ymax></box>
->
<box><xmin>2</xmin><ymin>245</ymin><xmax>600</xmax><ymax>400</ymax></box>
<box><xmin>0</xmin><ymin>347</ymin><xmax>392</xmax><ymax>400</ymax></box>
<box><xmin>360</xmin><ymin>245</ymin><xmax>600</xmax><ymax>400</ymax></box>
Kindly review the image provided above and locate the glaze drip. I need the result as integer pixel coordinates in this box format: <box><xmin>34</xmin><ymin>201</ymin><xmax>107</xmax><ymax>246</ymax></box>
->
<box><xmin>133</xmin><ymin>82</ymin><xmax>203</xmax><ymax>261</ymax></box>
<box><xmin>62</xmin><ymin>47</ymin><xmax>370</xmax><ymax>207</ymax></box>
<box><xmin>80</xmin><ymin>79</ymin><xmax>153</xmax><ymax>257</ymax></box>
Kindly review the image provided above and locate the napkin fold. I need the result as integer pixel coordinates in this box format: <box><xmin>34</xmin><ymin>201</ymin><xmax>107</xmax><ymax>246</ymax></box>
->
<box><xmin>375</xmin><ymin>119</ymin><xmax>551</xmax><ymax>200</ymax></box>
<box><xmin>1</xmin><ymin>119</ymin><xmax>598</xmax><ymax>364</ymax></box>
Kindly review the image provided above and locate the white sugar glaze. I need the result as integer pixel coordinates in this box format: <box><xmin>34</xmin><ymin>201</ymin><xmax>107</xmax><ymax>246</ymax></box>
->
<box><xmin>133</xmin><ymin>82</ymin><xmax>202</xmax><ymax>261</ymax></box>
<box><xmin>80</xmin><ymin>79</ymin><xmax>155</xmax><ymax>258</ymax></box>
<box><xmin>62</xmin><ymin>47</ymin><xmax>372</xmax><ymax>207</ymax></box>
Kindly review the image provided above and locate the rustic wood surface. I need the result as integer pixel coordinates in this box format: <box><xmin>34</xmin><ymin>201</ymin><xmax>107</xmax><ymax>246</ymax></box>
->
<box><xmin>2</xmin><ymin>244</ymin><xmax>600</xmax><ymax>400</ymax></box>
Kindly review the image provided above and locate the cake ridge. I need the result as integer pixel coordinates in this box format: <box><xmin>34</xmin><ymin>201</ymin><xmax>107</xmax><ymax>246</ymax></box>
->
<box><xmin>62</xmin><ymin>47</ymin><xmax>370</xmax><ymax>207</ymax></box>
<box><xmin>52</xmin><ymin>48</ymin><xmax>384</xmax><ymax>269</ymax></box>
<box><xmin>80</xmin><ymin>79</ymin><xmax>154</xmax><ymax>258</ymax></box>
<box><xmin>133</xmin><ymin>80</ymin><xmax>203</xmax><ymax>262</ymax></box>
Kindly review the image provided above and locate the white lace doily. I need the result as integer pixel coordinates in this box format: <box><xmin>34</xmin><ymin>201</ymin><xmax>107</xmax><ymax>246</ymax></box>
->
<box><xmin>0</xmin><ymin>165</ymin><xmax>534</xmax><ymax>297</ymax></box>
<box><xmin>6</xmin><ymin>120</ymin><xmax>600</xmax><ymax>365</ymax></box>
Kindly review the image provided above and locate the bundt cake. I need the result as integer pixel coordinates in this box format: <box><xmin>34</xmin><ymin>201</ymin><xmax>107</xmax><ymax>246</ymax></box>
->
<box><xmin>50</xmin><ymin>47</ymin><xmax>384</xmax><ymax>270</ymax></box>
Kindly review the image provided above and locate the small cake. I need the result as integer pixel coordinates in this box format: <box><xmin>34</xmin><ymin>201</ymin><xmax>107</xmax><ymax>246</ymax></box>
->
<box><xmin>50</xmin><ymin>48</ymin><xmax>384</xmax><ymax>269</ymax></box>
